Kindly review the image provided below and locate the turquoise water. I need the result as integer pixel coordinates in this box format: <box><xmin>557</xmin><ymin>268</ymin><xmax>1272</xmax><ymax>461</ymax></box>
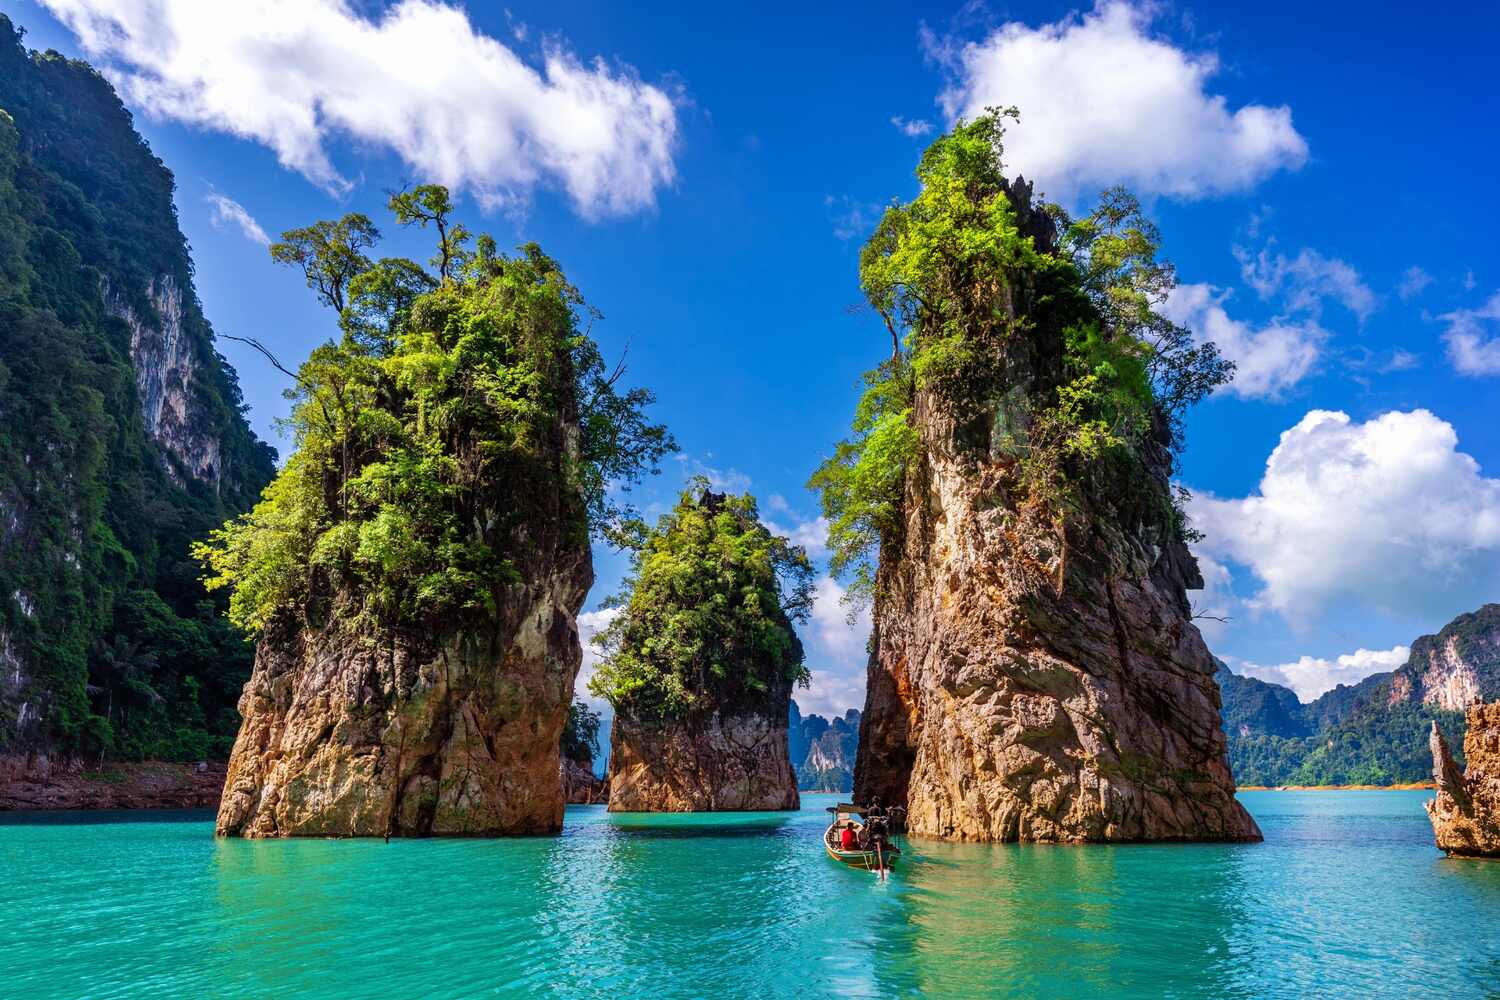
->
<box><xmin>3</xmin><ymin>791</ymin><xmax>1498</xmax><ymax>998</ymax></box>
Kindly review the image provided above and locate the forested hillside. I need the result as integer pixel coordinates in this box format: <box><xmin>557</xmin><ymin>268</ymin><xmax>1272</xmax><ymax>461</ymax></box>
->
<box><xmin>1218</xmin><ymin>605</ymin><xmax>1499</xmax><ymax>785</ymax></box>
<box><xmin>0</xmin><ymin>16</ymin><xmax>275</xmax><ymax>763</ymax></box>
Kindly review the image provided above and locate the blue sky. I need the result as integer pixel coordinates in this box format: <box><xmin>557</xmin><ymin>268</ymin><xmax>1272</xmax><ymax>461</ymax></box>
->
<box><xmin>13</xmin><ymin>0</ymin><xmax>1500</xmax><ymax>714</ymax></box>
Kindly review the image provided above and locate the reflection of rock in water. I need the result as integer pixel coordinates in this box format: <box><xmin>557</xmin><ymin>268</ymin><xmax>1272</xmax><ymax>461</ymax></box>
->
<box><xmin>587</xmin><ymin>811</ymin><xmax>804</xmax><ymax>989</ymax></box>
<box><xmin>877</xmin><ymin>842</ymin><xmax>1250</xmax><ymax>996</ymax></box>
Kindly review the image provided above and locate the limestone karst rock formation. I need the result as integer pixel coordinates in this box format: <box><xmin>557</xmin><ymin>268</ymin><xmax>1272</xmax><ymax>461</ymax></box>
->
<box><xmin>608</xmin><ymin>706</ymin><xmax>800</xmax><ymax>812</ymax></box>
<box><xmin>1427</xmin><ymin>704</ymin><xmax>1500</xmax><ymax>858</ymax></box>
<box><xmin>844</xmin><ymin>120</ymin><xmax>1259</xmax><ymax>844</ymax></box>
<box><xmin>561</xmin><ymin>756</ymin><xmax>608</xmax><ymax>805</ymax></box>
<box><xmin>209</xmin><ymin>224</ymin><xmax>671</xmax><ymax>838</ymax></box>
<box><xmin>595</xmin><ymin>487</ymin><xmax>807</xmax><ymax>812</ymax></box>
<box><xmin>0</xmin><ymin>16</ymin><xmax>275</xmax><ymax>765</ymax></box>
<box><xmin>216</xmin><ymin>541</ymin><xmax>591</xmax><ymax>837</ymax></box>
<box><xmin>853</xmin><ymin>400</ymin><xmax>1260</xmax><ymax>842</ymax></box>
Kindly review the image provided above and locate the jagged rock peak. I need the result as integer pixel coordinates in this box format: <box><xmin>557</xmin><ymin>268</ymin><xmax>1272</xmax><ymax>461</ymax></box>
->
<box><xmin>1427</xmin><ymin>704</ymin><xmax>1500</xmax><ymax>857</ymax></box>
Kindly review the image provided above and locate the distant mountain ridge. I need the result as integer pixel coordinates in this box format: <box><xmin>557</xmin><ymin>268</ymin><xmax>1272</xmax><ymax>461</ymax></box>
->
<box><xmin>1217</xmin><ymin>604</ymin><xmax>1500</xmax><ymax>785</ymax></box>
<box><xmin>789</xmin><ymin>701</ymin><xmax>860</xmax><ymax>792</ymax></box>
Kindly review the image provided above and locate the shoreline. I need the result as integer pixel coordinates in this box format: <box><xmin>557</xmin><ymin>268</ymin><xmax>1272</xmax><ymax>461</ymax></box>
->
<box><xmin>0</xmin><ymin>758</ymin><xmax>226</xmax><ymax>811</ymax></box>
<box><xmin>1237</xmin><ymin>782</ymin><xmax>1435</xmax><ymax>792</ymax></box>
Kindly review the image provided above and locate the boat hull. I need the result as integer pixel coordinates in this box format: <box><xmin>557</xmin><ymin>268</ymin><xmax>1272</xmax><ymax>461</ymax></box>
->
<box><xmin>824</xmin><ymin>842</ymin><xmax>895</xmax><ymax>870</ymax></box>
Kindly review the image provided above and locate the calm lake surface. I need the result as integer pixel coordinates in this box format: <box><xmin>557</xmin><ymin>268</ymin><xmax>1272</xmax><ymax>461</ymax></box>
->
<box><xmin>3</xmin><ymin>790</ymin><xmax>1497</xmax><ymax>998</ymax></box>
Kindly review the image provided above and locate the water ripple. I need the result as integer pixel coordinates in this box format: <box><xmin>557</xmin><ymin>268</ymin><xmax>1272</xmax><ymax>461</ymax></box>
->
<box><xmin>3</xmin><ymin>792</ymin><xmax>1499</xmax><ymax>997</ymax></box>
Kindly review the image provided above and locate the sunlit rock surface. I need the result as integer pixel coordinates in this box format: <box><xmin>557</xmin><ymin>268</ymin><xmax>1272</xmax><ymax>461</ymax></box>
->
<box><xmin>1427</xmin><ymin>703</ymin><xmax>1500</xmax><ymax>858</ymax></box>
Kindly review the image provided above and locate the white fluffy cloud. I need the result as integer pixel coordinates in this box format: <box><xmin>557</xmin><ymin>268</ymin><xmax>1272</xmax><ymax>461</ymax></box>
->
<box><xmin>574</xmin><ymin>606</ymin><xmax>620</xmax><ymax>708</ymax></box>
<box><xmin>1441</xmin><ymin>291</ymin><xmax>1500</xmax><ymax>376</ymax></box>
<box><xmin>1228</xmin><ymin>646</ymin><xmax>1410</xmax><ymax>702</ymax></box>
<box><xmin>1190</xmin><ymin>409</ymin><xmax>1500</xmax><ymax>620</ymax></box>
<box><xmin>1164</xmin><ymin>283</ymin><xmax>1326</xmax><ymax>399</ymax></box>
<box><xmin>1397</xmin><ymin>266</ymin><xmax>1433</xmax><ymax>302</ymax></box>
<box><xmin>927</xmin><ymin>1</ymin><xmax>1307</xmax><ymax>201</ymax></box>
<box><xmin>1234</xmin><ymin>245</ymin><xmax>1377</xmax><ymax>322</ymax></box>
<box><xmin>807</xmin><ymin>576</ymin><xmax>872</xmax><ymax>661</ymax></box>
<box><xmin>794</xmin><ymin>577</ymin><xmax>871</xmax><ymax>718</ymax></box>
<box><xmin>41</xmin><ymin>0</ymin><xmax>678</xmax><ymax>218</ymax></box>
<box><xmin>205</xmin><ymin>192</ymin><xmax>269</xmax><ymax>245</ymax></box>
<box><xmin>797</xmin><ymin>669</ymin><xmax>867</xmax><ymax>720</ymax></box>
<box><xmin>890</xmin><ymin>115</ymin><xmax>933</xmax><ymax>138</ymax></box>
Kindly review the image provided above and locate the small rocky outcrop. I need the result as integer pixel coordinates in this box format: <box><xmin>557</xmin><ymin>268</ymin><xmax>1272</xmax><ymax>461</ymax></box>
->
<box><xmin>608</xmin><ymin>709</ymin><xmax>799</xmax><ymax>811</ymax></box>
<box><xmin>1427</xmin><ymin>704</ymin><xmax>1500</xmax><ymax>857</ymax></box>
<box><xmin>1</xmin><ymin>756</ymin><xmax>225</xmax><ymax>810</ymax></box>
<box><xmin>561</xmin><ymin>757</ymin><xmax>608</xmax><ymax>805</ymax></box>
<box><xmin>593</xmin><ymin>487</ymin><xmax>809</xmax><ymax>812</ymax></box>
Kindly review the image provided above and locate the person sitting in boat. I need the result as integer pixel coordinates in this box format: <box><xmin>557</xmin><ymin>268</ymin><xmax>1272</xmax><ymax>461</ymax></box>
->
<box><xmin>839</xmin><ymin>824</ymin><xmax>856</xmax><ymax>850</ymax></box>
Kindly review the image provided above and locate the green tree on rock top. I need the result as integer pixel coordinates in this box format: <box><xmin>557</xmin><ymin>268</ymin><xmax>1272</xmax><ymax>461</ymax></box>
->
<box><xmin>588</xmin><ymin>480</ymin><xmax>815</xmax><ymax>721</ymax></box>
<box><xmin>195</xmin><ymin>185</ymin><xmax>676</xmax><ymax>636</ymax></box>
<box><xmin>811</xmin><ymin>108</ymin><xmax>1234</xmax><ymax>608</ymax></box>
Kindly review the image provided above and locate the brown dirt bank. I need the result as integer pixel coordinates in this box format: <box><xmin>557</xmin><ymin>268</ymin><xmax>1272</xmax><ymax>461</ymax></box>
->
<box><xmin>1</xmin><ymin>756</ymin><xmax>225</xmax><ymax>810</ymax></box>
<box><xmin>1237</xmin><ymin>782</ymin><xmax>1435</xmax><ymax>791</ymax></box>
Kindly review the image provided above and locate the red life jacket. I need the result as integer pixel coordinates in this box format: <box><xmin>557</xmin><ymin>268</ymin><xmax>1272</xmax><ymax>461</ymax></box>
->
<box><xmin>839</xmin><ymin>827</ymin><xmax>855</xmax><ymax>849</ymax></box>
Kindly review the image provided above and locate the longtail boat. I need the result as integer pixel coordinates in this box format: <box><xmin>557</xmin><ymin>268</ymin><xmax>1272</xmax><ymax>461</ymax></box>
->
<box><xmin>824</xmin><ymin>802</ymin><xmax>899</xmax><ymax>872</ymax></box>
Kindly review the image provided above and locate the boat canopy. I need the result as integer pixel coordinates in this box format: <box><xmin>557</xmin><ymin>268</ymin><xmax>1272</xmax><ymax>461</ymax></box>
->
<box><xmin>825</xmin><ymin>803</ymin><xmax>862</xmax><ymax>815</ymax></box>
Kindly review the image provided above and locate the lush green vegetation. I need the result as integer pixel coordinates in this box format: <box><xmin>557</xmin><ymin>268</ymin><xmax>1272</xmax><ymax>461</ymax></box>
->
<box><xmin>561</xmin><ymin>700</ymin><xmax>602</xmax><ymax>766</ymax></box>
<box><xmin>0</xmin><ymin>18</ymin><xmax>276</xmax><ymax>761</ymax></box>
<box><xmin>196</xmin><ymin>186</ymin><xmax>675</xmax><ymax>637</ymax></box>
<box><xmin>1227</xmin><ymin>703</ymin><xmax>1465</xmax><ymax>787</ymax></box>
<box><xmin>811</xmin><ymin>109</ymin><xmax>1232</xmax><ymax>604</ymax></box>
<box><xmin>588</xmin><ymin>481</ymin><xmax>814</xmax><ymax>720</ymax></box>
<box><xmin>1216</xmin><ymin>650</ymin><xmax>1483</xmax><ymax>786</ymax></box>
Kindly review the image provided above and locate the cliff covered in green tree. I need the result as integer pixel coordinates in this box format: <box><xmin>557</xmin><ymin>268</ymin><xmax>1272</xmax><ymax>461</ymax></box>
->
<box><xmin>593</xmin><ymin>482</ymin><xmax>811</xmax><ymax>811</ymax></box>
<box><xmin>202</xmin><ymin>186</ymin><xmax>673</xmax><ymax>836</ymax></box>
<box><xmin>1218</xmin><ymin>604</ymin><xmax>1500</xmax><ymax>786</ymax></box>
<box><xmin>823</xmin><ymin>110</ymin><xmax>1257</xmax><ymax>842</ymax></box>
<box><xmin>0</xmin><ymin>16</ymin><xmax>275</xmax><ymax>765</ymax></box>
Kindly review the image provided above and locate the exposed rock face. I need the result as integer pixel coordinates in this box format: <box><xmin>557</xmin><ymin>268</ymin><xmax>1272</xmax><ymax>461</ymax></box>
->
<box><xmin>1427</xmin><ymin>704</ymin><xmax>1500</xmax><ymax>857</ymax></box>
<box><xmin>793</xmin><ymin>707</ymin><xmax>860</xmax><ymax>792</ymax></box>
<box><xmin>1391</xmin><ymin>606</ymin><xmax>1500</xmax><ymax>712</ymax></box>
<box><xmin>104</xmin><ymin>274</ymin><xmax>223</xmax><ymax>488</ymax></box>
<box><xmin>1</xmin><ymin>756</ymin><xmax>225</xmax><ymax>810</ymax></box>
<box><xmin>217</xmin><ymin>524</ymin><xmax>592</xmax><ymax>838</ymax></box>
<box><xmin>561</xmin><ymin>757</ymin><xmax>607</xmax><ymax>804</ymax></box>
<box><xmin>853</xmin><ymin>183</ymin><xmax>1258</xmax><ymax>844</ymax></box>
<box><xmin>608</xmin><ymin>706</ymin><xmax>799</xmax><ymax>812</ymax></box>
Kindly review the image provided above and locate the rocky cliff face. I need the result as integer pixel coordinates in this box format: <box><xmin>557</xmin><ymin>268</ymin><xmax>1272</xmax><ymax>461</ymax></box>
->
<box><xmin>0</xmin><ymin>16</ymin><xmax>274</xmax><ymax>764</ymax></box>
<box><xmin>104</xmin><ymin>274</ymin><xmax>224</xmax><ymax>488</ymax></box>
<box><xmin>217</xmin><ymin>520</ymin><xmax>591</xmax><ymax>837</ymax></box>
<box><xmin>852</xmin><ymin>179</ymin><xmax>1258</xmax><ymax>843</ymax></box>
<box><xmin>1389</xmin><ymin>605</ymin><xmax>1500</xmax><ymax>712</ymax></box>
<box><xmin>608</xmin><ymin>706</ymin><xmax>799</xmax><ymax>812</ymax></box>
<box><xmin>1427</xmin><ymin>703</ymin><xmax>1500</xmax><ymax>857</ymax></box>
<box><xmin>561</xmin><ymin>757</ymin><xmax>607</xmax><ymax>804</ymax></box>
